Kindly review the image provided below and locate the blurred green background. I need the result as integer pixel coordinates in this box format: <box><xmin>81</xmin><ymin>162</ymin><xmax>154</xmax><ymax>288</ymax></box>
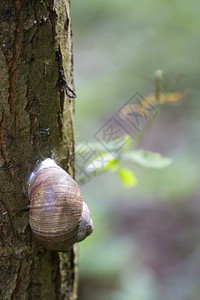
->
<box><xmin>71</xmin><ymin>1</ymin><xmax>200</xmax><ymax>299</ymax></box>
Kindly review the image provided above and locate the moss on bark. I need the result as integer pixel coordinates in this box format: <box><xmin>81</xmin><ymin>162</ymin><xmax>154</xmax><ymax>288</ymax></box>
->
<box><xmin>0</xmin><ymin>1</ymin><xmax>77</xmax><ymax>299</ymax></box>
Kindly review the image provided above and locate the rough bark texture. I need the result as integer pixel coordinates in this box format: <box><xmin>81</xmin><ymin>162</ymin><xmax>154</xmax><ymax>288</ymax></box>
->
<box><xmin>0</xmin><ymin>0</ymin><xmax>78</xmax><ymax>299</ymax></box>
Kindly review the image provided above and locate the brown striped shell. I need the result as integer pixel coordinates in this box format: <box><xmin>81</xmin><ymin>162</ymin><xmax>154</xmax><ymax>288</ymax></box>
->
<box><xmin>28</xmin><ymin>159</ymin><xmax>93</xmax><ymax>251</ymax></box>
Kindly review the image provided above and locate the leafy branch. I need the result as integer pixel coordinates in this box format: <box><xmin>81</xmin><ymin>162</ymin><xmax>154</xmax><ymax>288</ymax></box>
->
<box><xmin>76</xmin><ymin>70</ymin><xmax>185</xmax><ymax>187</ymax></box>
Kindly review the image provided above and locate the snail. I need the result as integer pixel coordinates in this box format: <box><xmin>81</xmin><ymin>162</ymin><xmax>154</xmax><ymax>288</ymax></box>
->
<box><xmin>28</xmin><ymin>158</ymin><xmax>93</xmax><ymax>251</ymax></box>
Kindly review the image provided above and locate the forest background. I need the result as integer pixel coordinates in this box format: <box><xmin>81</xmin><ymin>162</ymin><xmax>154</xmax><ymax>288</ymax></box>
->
<box><xmin>71</xmin><ymin>1</ymin><xmax>200</xmax><ymax>300</ymax></box>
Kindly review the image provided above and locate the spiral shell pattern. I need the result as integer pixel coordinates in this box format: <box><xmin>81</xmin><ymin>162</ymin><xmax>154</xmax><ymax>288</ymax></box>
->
<box><xmin>28</xmin><ymin>159</ymin><xmax>83</xmax><ymax>251</ymax></box>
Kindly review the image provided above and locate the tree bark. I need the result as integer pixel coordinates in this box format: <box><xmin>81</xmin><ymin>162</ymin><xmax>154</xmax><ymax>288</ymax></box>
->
<box><xmin>0</xmin><ymin>0</ymin><xmax>78</xmax><ymax>299</ymax></box>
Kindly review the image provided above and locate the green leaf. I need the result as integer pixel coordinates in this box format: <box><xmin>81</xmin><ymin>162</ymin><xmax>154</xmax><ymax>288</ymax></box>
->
<box><xmin>120</xmin><ymin>150</ymin><xmax>172</xmax><ymax>169</ymax></box>
<box><xmin>103</xmin><ymin>158</ymin><xmax>119</xmax><ymax>171</ymax></box>
<box><xmin>118</xmin><ymin>168</ymin><xmax>138</xmax><ymax>187</ymax></box>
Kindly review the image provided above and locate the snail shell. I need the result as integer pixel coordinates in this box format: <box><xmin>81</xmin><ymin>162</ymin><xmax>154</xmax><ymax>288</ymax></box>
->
<box><xmin>28</xmin><ymin>159</ymin><xmax>93</xmax><ymax>251</ymax></box>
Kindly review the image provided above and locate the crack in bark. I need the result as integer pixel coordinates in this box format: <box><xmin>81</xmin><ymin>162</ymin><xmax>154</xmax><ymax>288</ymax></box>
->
<box><xmin>51</xmin><ymin>251</ymin><xmax>61</xmax><ymax>300</ymax></box>
<box><xmin>0</xmin><ymin>195</ymin><xmax>17</xmax><ymax>241</ymax></box>
<box><xmin>56</xmin><ymin>47</ymin><xmax>65</xmax><ymax>141</ymax></box>
<box><xmin>8</xmin><ymin>0</ymin><xmax>23</xmax><ymax>144</ymax></box>
<box><xmin>26</xmin><ymin>86</ymin><xmax>38</xmax><ymax>146</ymax></box>
<box><xmin>48</xmin><ymin>6</ymin><xmax>57</xmax><ymax>44</ymax></box>
<box><xmin>56</xmin><ymin>48</ymin><xmax>76</xmax><ymax>99</ymax></box>
<box><xmin>11</xmin><ymin>255</ymin><xmax>24</xmax><ymax>300</ymax></box>
<box><xmin>59</xmin><ymin>247</ymin><xmax>77</xmax><ymax>300</ymax></box>
<box><xmin>0</xmin><ymin>196</ymin><xmax>8</xmax><ymax>247</ymax></box>
<box><xmin>0</xmin><ymin>113</ymin><xmax>14</xmax><ymax>177</ymax></box>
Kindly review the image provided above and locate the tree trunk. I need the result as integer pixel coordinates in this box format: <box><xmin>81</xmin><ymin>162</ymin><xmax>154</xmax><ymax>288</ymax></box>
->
<box><xmin>0</xmin><ymin>0</ymin><xmax>78</xmax><ymax>299</ymax></box>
